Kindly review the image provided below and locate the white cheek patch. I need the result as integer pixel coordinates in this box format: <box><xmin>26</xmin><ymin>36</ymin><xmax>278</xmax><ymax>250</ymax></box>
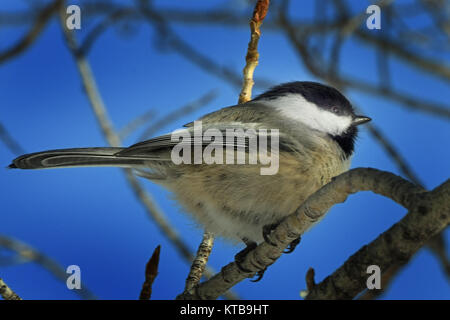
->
<box><xmin>260</xmin><ymin>94</ymin><xmax>352</xmax><ymax>136</ymax></box>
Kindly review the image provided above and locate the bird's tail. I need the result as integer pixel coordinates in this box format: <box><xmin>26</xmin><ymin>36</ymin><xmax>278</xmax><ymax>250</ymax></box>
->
<box><xmin>8</xmin><ymin>147</ymin><xmax>148</xmax><ymax>170</ymax></box>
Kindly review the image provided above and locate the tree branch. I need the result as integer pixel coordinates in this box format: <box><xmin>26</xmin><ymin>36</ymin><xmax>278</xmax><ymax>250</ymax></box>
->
<box><xmin>0</xmin><ymin>122</ymin><xmax>26</xmax><ymax>156</ymax></box>
<box><xmin>0</xmin><ymin>0</ymin><xmax>62</xmax><ymax>65</ymax></box>
<box><xmin>177</xmin><ymin>232</ymin><xmax>214</xmax><ymax>299</ymax></box>
<box><xmin>178</xmin><ymin>168</ymin><xmax>448</xmax><ymax>299</ymax></box>
<box><xmin>238</xmin><ymin>0</ymin><xmax>270</xmax><ymax>104</ymax></box>
<box><xmin>139</xmin><ymin>245</ymin><xmax>161</xmax><ymax>300</ymax></box>
<box><xmin>138</xmin><ymin>90</ymin><xmax>218</xmax><ymax>141</ymax></box>
<box><xmin>306</xmin><ymin>177</ymin><xmax>450</xmax><ymax>299</ymax></box>
<box><xmin>0</xmin><ymin>278</ymin><xmax>22</xmax><ymax>300</ymax></box>
<box><xmin>0</xmin><ymin>235</ymin><xmax>97</xmax><ymax>300</ymax></box>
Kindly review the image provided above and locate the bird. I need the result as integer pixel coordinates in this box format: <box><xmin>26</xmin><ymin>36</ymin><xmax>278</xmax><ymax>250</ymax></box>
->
<box><xmin>9</xmin><ymin>81</ymin><xmax>371</xmax><ymax>261</ymax></box>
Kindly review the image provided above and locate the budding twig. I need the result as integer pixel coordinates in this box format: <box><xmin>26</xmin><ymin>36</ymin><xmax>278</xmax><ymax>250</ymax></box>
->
<box><xmin>178</xmin><ymin>232</ymin><xmax>215</xmax><ymax>299</ymax></box>
<box><xmin>139</xmin><ymin>245</ymin><xmax>161</xmax><ymax>300</ymax></box>
<box><xmin>238</xmin><ymin>0</ymin><xmax>270</xmax><ymax>104</ymax></box>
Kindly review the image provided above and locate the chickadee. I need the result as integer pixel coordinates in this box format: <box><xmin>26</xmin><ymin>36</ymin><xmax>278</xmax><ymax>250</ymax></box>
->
<box><xmin>9</xmin><ymin>81</ymin><xmax>370</xmax><ymax>251</ymax></box>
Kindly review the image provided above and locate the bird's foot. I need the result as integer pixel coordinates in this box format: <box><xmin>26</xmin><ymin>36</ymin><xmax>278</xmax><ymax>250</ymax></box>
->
<box><xmin>262</xmin><ymin>223</ymin><xmax>279</xmax><ymax>246</ymax></box>
<box><xmin>284</xmin><ymin>236</ymin><xmax>301</xmax><ymax>254</ymax></box>
<box><xmin>234</xmin><ymin>239</ymin><xmax>257</xmax><ymax>273</ymax></box>
<box><xmin>262</xmin><ymin>223</ymin><xmax>301</xmax><ymax>254</ymax></box>
<box><xmin>250</xmin><ymin>267</ymin><xmax>267</xmax><ymax>282</ymax></box>
<box><xmin>234</xmin><ymin>239</ymin><xmax>267</xmax><ymax>282</ymax></box>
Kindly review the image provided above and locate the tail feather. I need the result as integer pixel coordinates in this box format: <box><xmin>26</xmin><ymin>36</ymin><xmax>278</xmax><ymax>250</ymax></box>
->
<box><xmin>8</xmin><ymin>147</ymin><xmax>147</xmax><ymax>169</ymax></box>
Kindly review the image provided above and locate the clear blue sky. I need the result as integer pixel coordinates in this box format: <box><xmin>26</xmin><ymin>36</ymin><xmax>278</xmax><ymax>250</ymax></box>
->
<box><xmin>1</xmin><ymin>0</ymin><xmax>449</xmax><ymax>299</ymax></box>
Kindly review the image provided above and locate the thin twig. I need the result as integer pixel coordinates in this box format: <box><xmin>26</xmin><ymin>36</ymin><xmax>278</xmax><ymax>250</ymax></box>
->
<box><xmin>0</xmin><ymin>278</ymin><xmax>22</xmax><ymax>300</ymax></box>
<box><xmin>78</xmin><ymin>8</ymin><xmax>137</xmax><ymax>56</ymax></box>
<box><xmin>299</xmin><ymin>267</ymin><xmax>316</xmax><ymax>298</ymax></box>
<box><xmin>179</xmin><ymin>232</ymin><xmax>214</xmax><ymax>297</ymax></box>
<box><xmin>119</xmin><ymin>109</ymin><xmax>157</xmax><ymax>141</ymax></box>
<box><xmin>0</xmin><ymin>122</ymin><xmax>26</xmax><ymax>155</ymax></box>
<box><xmin>138</xmin><ymin>90</ymin><xmax>218</xmax><ymax>141</ymax></box>
<box><xmin>179</xmin><ymin>168</ymin><xmax>449</xmax><ymax>299</ymax></box>
<box><xmin>306</xmin><ymin>181</ymin><xmax>449</xmax><ymax>299</ymax></box>
<box><xmin>278</xmin><ymin>5</ymin><xmax>450</xmax><ymax>120</ymax></box>
<box><xmin>0</xmin><ymin>235</ymin><xmax>97</xmax><ymax>300</ymax></box>
<box><xmin>0</xmin><ymin>0</ymin><xmax>62</xmax><ymax>65</ymax></box>
<box><xmin>138</xmin><ymin>1</ymin><xmax>272</xmax><ymax>90</ymax></box>
<box><xmin>238</xmin><ymin>0</ymin><xmax>270</xmax><ymax>104</ymax></box>
<box><xmin>139</xmin><ymin>245</ymin><xmax>161</xmax><ymax>300</ymax></box>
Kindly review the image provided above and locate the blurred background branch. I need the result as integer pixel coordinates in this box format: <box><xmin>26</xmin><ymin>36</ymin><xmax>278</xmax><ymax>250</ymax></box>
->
<box><xmin>57</xmin><ymin>0</ymin><xmax>237</xmax><ymax>299</ymax></box>
<box><xmin>0</xmin><ymin>234</ymin><xmax>97</xmax><ymax>300</ymax></box>
<box><xmin>0</xmin><ymin>122</ymin><xmax>25</xmax><ymax>156</ymax></box>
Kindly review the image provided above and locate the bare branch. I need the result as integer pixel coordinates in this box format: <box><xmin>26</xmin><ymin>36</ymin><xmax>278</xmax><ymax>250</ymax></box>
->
<box><xmin>0</xmin><ymin>122</ymin><xmax>26</xmax><ymax>156</ymax></box>
<box><xmin>0</xmin><ymin>235</ymin><xmax>97</xmax><ymax>300</ymax></box>
<box><xmin>78</xmin><ymin>8</ymin><xmax>137</xmax><ymax>56</ymax></box>
<box><xmin>146</xmin><ymin>5</ymin><xmax>450</xmax><ymax>81</ymax></box>
<box><xmin>139</xmin><ymin>245</ymin><xmax>161</xmax><ymax>300</ymax></box>
<box><xmin>138</xmin><ymin>90</ymin><xmax>218</xmax><ymax>141</ymax></box>
<box><xmin>0</xmin><ymin>278</ymin><xmax>22</xmax><ymax>300</ymax></box>
<box><xmin>306</xmin><ymin>178</ymin><xmax>450</xmax><ymax>299</ymax></box>
<box><xmin>305</xmin><ymin>268</ymin><xmax>316</xmax><ymax>292</ymax></box>
<box><xmin>179</xmin><ymin>168</ymin><xmax>444</xmax><ymax>299</ymax></box>
<box><xmin>0</xmin><ymin>0</ymin><xmax>62</xmax><ymax>65</ymax></box>
<box><xmin>238</xmin><ymin>0</ymin><xmax>270</xmax><ymax>104</ymax></box>
<box><xmin>426</xmin><ymin>233</ymin><xmax>450</xmax><ymax>277</ymax></box>
<box><xmin>119</xmin><ymin>109</ymin><xmax>157</xmax><ymax>141</ymax></box>
<box><xmin>354</xmin><ymin>29</ymin><xmax>450</xmax><ymax>82</ymax></box>
<box><xmin>178</xmin><ymin>232</ymin><xmax>214</xmax><ymax>298</ymax></box>
<box><xmin>138</xmin><ymin>1</ymin><xmax>272</xmax><ymax>90</ymax></box>
<box><xmin>278</xmin><ymin>7</ymin><xmax>450</xmax><ymax>120</ymax></box>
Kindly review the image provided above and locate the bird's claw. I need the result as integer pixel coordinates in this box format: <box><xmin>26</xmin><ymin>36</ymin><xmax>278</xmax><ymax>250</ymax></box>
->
<box><xmin>283</xmin><ymin>236</ymin><xmax>301</xmax><ymax>254</ymax></box>
<box><xmin>250</xmin><ymin>267</ymin><xmax>267</xmax><ymax>282</ymax></box>
<box><xmin>235</xmin><ymin>240</ymin><xmax>268</xmax><ymax>282</ymax></box>
<box><xmin>263</xmin><ymin>223</ymin><xmax>301</xmax><ymax>254</ymax></box>
<box><xmin>234</xmin><ymin>241</ymin><xmax>257</xmax><ymax>273</ymax></box>
<box><xmin>262</xmin><ymin>223</ymin><xmax>279</xmax><ymax>246</ymax></box>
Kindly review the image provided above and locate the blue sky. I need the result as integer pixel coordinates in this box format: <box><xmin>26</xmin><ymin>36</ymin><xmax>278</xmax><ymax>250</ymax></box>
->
<box><xmin>0</xmin><ymin>0</ymin><xmax>449</xmax><ymax>299</ymax></box>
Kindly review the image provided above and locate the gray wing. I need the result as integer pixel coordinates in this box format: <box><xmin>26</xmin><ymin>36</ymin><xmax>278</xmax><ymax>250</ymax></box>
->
<box><xmin>117</xmin><ymin>124</ymin><xmax>292</xmax><ymax>159</ymax></box>
<box><xmin>117</xmin><ymin>102</ymin><xmax>296</xmax><ymax>158</ymax></box>
<box><xmin>9</xmin><ymin>104</ymin><xmax>298</xmax><ymax>171</ymax></box>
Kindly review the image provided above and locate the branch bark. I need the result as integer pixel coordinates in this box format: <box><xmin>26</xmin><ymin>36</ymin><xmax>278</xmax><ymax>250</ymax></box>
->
<box><xmin>0</xmin><ymin>235</ymin><xmax>97</xmax><ymax>300</ymax></box>
<box><xmin>139</xmin><ymin>245</ymin><xmax>161</xmax><ymax>300</ymax></box>
<box><xmin>178</xmin><ymin>168</ymin><xmax>449</xmax><ymax>300</ymax></box>
<box><xmin>306</xmin><ymin>177</ymin><xmax>450</xmax><ymax>299</ymax></box>
<box><xmin>177</xmin><ymin>232</ymin><xmax>214</xmax><ymax>299</ymax></box>
<box><xmin>0</xmin><ymin>0</ymin><xmax>62</xmax><ymax>65</ymax></box>
<box><xmin>238</xmin><ymin>0</ymin><xmax>270</xmax><ymax>104</ymax></box>
<box><xmin>0</xmin><ymin>278</ymin><xmax>22</xmax><ymax>300</ymax></box>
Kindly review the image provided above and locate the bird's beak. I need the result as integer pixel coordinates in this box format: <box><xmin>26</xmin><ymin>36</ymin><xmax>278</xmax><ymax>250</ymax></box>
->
<box><xmin>352</xmin><ymin>115</ymin><xmax>371</xmax><ymax>126</ymax></box>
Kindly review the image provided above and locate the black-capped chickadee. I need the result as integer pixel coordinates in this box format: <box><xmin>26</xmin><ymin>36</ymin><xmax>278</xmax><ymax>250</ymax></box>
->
<box><xmin>9</xmin><ymin>81</ymin><xmax>371</xmax><ymax>251</ymax></box>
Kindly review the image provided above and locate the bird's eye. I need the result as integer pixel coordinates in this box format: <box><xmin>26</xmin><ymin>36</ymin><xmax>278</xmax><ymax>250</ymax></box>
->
<box><xmin>331</xmin><ymin>106</ymin><xmax>339</xmax><ymax>113</ymax></box>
